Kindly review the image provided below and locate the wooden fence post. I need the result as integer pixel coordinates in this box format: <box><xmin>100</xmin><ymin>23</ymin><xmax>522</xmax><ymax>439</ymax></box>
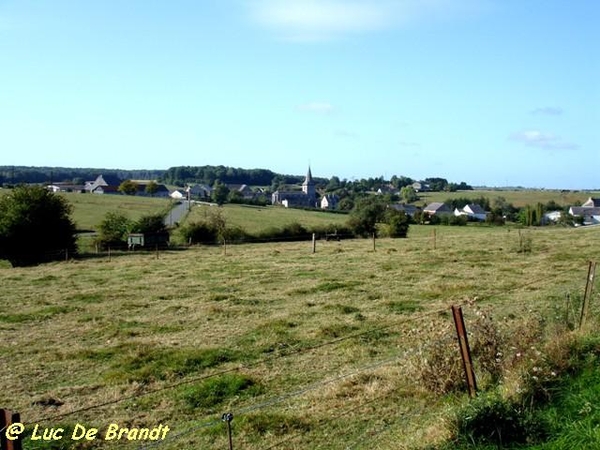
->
<box><xmin>451</xmin><ymin>305</ymin><xmax>478</xmax><ymax>398</ymax></box>
<box><xmin>579</xmin><ymin>261</ymin><xmax>597</xmax><ymax>330</ymax></box>
<box><xmin>0</xmin><ymin>409</ymin><xmax>23</xmax><ymax>450</ymax></box>
<box><xmin>432</xmin><ymin>229</ymin><xmax>437</xmax><ymax>250</ymax></box>
<box><xmin>372</xmin><ymin>232</ymin><xmax>376</xmax><ymax>252</ymax></box>
<box><xmin>312</xmin><ymin>233</ymin><xmax>316</xmax><ymax>254</ymax></box>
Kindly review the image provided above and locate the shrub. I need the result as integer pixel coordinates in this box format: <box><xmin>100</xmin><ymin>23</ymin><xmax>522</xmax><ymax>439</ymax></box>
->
<box><xmin>452</xmin><ymin>392</ymin><xmax>546</xmax><ymax>446</ymax></box>
<box><xmin>180</xmin><ymin>220</ymin><xmax>218</xmax><ymax>244</ymax></box>
<box><xmin>0</xmin><ymin>185</ymin><xmax>77</xmax><ymax>266</ymax></box>
<box><xmin>95</xmin><ymin>212</ymin><xmax>132</xmax><ymax>249</ymax></box>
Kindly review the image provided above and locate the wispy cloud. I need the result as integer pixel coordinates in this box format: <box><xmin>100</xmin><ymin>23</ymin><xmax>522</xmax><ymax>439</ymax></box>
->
<box><xmin>531</xmin><ymin>107</ymin><xmax>564</xmax><ymax>116</ymax></box>
<box><xmin>247</xmin><ymin>0</ymin><xmax>490</xmax><ymax>42</ymax></box>
<box><xmin>297</xmin><ymin>102</ymin><xmax>334</xmax><ymax>114</ymax></box>
<box><xmin>510</xmin><ymin>130</ymin><xmax>579</xmax><ymax>150</ymax></box>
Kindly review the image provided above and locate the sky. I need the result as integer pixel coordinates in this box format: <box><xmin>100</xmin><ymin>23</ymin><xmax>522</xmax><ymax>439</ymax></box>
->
<box><xmin>0</xmin><ymin>0</ymin><xmax>598</xmax><ymax>188</ymax></box>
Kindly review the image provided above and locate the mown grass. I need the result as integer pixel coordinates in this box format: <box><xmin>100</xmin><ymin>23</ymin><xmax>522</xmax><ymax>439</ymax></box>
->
<box><xmin>0</xmin><ymin>225</ymin><xmax>599</xmax><ymax>449</ymax></box>
<box><xmin>183</xmin><ymin>202</ymin><xmax>349</xmax><ymax>234</ymax></box>
<box><xmin>416</xmin><ymin>189</ymin><xmax>599</xmax><ymax>208</ymax></box>
<box><xmin>58</xmin><ymin>192</ymin><xmax>171</xmax><ymax>231</ymax></box>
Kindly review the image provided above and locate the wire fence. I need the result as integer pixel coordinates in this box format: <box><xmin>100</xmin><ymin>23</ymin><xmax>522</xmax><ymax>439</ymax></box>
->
<box><xmin>1</xmin><ymin>235</ymin><xmax>598</xmax><ymax>449</ymax></box>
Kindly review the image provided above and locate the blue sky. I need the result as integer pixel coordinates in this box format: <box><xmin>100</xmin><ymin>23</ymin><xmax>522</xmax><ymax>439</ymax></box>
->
<box><xmin>0</xmin><ymin>0</ymin><xmax>598</xmax><ymax>188</ymax></box>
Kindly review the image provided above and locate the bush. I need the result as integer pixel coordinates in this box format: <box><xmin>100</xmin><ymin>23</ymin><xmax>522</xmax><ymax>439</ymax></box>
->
<box><xmin>95</xmin><ymin>212</ymin><xmax>132</xmax><ymax>249</ymax></box>
<box><xmin>180</xmin><ymin>220</ymin><xmax>218</xmax><ymax>244</ymax></box>
<box><xmin>452</xmin><ymin>392</ymin><xmax>546</xmax><ymax>446</ymax></box>
<box><xmin>0</xmin><ymin>185</ymin><xmax>77</xmax><ymax>266</ymax></box>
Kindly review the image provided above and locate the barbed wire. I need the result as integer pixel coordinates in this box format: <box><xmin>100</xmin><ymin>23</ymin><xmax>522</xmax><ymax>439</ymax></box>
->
<box><xmin>25</xmin><ymin>307</ymin><xmax>447</xmax><ymax>425</ymax></box>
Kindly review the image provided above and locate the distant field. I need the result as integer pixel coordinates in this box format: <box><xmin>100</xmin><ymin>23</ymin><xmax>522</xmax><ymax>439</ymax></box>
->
<box><xmin>417</xmin><ymin>189</ymin><xmax>598</xmax><ymax>208</ymax></box>
<box><xmin>58</xmin><ymin>192</ymin><xmax>173</xmax><ymax>231</ymax></box>
<box><xmin>1</xmin><ymin>225</ymin><xmax>599</xmax><ymax>449</ymax></box>
<box><xmin>184</xmin><ymin>203</ymin><xmax>349</xmax><ymax>234</ymax></box>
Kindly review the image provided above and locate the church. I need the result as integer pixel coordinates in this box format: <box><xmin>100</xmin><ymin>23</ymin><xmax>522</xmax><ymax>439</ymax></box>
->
<box><xmin>271</xmin><ymin>167</ymin><xmax>318</xmax><ymax>208</ymax></box>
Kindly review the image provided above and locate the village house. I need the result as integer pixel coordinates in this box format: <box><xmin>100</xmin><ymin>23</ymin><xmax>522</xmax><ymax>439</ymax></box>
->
<box><xmin>85</xmin><ymin>174</ymin><xmax>122</xmax><ymax>194</ymax></box>
<box><xmin>320</xmin><ymin>194</ymin><xmax>339</xmax><ymax>210</ymax></box>
<box><xmin>423</xmin><ymin>202</ymin><xmax>452</xmax><ymax>216</ymax></box>
<box><xmin>569</xmin><ymin>197</ymin><xmax>600</xmax><ymax>225</ymax></box>
<box><xmin>390</xmin><ymin>203</ymin><xmax>420</xmax><ymax>218</ymax></box>
<box><xmin>454</xmin><ymin>204</ymin><xmax>488</xmax><ymax>221</ymax></box>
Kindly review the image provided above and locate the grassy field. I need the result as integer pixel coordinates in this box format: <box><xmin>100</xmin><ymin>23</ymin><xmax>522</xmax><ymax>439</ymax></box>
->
<box><xmin>184</xmin><ymin>203</ymin><xmax>349</xmax><ymax>234</ymax></box>
<box><xmin>1</xmin><ymin>224</ymin><xmax>599</xmax><ymax>449</ymax></box>
<box><xmin>59</xmin><ymin>193</ymin><xmax>173</xmax><ymax>231</ymax></box>
<box><xmin>416</xmin><ymin>189</ymin><xmax>599</xmax><ymax>208</ymax></box>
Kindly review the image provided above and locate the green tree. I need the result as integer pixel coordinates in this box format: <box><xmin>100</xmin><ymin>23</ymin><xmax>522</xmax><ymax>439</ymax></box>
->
<box><xmin>0</xmin><ymin>185</ymin><xmax>77</xmax><ymax>266</ymax></box>
<box><xmin>118</xmin><ymin>180</ymin><xmax>138</xmax><ymax>195</ymax></box>
<box><xmin>384</xmin><ymin>209</ymin><xmax>410</xmax><ymax>238</ymax></box>
<box><xmin>347</xmin><ymin>197</ymin><xmax>386</xmax><ymax>237</ymax></box>
<box><xmin>96</xmin><ymin>212</ymin><xmax>132</xmax><ymax>248</ymax></box>
<box><xmin>131</xmin><ymin>213</ymin><xmax>166</xmax><ymax>234</ymax></box>
<box><xmin>400</xmin><ymin>185</ymin><xmax>419</xmax><ymax>203</ymax></box>
<box><xmin>145</xmin><ymin>181</ymin><xmax>159</xmax><ymax>197</ymax></box>
<box><xmin>212</xmin><ymin>180</ymin><xmax>230</xmax><ymax>205</ymax></box>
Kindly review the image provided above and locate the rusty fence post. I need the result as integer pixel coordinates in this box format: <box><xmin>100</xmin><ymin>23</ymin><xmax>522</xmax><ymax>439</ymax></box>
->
<box><xmin>0</xmin><ymin>409</ymin><xmax>23</xmax><ymax>450</ymax></box>
<box><xmin>451</xmin><ymin>305</ymin><xmax>478</xmax><ymax>398</ymax></box>
<box><xmin>579</xmin><ymin>261</ymin><xmax>597</xmax><ymax>330</ymax></box>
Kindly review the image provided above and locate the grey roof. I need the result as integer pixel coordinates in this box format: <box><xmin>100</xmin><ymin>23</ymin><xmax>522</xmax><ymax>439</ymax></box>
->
<box><xmin>570</xmin><ymin>206</ymin><xmax>600</xmax><ymax>216</ymax></box>
<box><xmin>465</xmin><ymin>204</ymin><xmax>486</xmax><ymax>215</ymax></box>
<box><xmin>391</xmin><ymin>203</ymin><xmax>419</xmax><ymax>214</ymax></box>
<box><xmin>303</xmin><ymin>166</ymin><xmax>313</xmax><ymax>185</ymax></box>
<box><xmin>424</xmin><ymin>202</ymin><xmax>451</xmax><ymax>213</ymax></box>
<box><xmin>582</xmin><ymin>198</ymin><xmax>600</xmax><ymax>207</ymax></box>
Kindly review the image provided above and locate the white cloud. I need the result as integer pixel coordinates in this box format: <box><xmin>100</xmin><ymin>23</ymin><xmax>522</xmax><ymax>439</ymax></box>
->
<box><xmin>510</xmin><ymin>130</ymin><xmax>579</xmax><ymax>150</ymax></box>
<box><xmin>531</xmin><ymin>107</ymin><xmax>564</xmax><ymax>116</ymax></box>
<box><xmin>297</xmin><ymin>102</ymin><xmax>334</xmax><ymax>114</ymax></box>
<box><xmin>247</xmin><ymin>0</ymin><xmax>490</xmax><ymax>42</ymax></box>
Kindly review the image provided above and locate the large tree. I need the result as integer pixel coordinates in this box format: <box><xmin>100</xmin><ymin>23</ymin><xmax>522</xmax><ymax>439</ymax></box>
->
<box><xmin>0</xmin><ymin>185</ymin><xmax>77</xmax><ymax>266</ymax></box>
<box><xmin>347</xmin><ymin>197</ymin><xmax>387</xmax><ymax>237</ymax></box>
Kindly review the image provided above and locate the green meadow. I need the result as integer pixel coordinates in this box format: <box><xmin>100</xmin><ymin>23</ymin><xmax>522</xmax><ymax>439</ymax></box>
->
<box><xmin>1</xmin><ymin>219</ymin><xmax>599</xmax><ymax>449</ymax></box>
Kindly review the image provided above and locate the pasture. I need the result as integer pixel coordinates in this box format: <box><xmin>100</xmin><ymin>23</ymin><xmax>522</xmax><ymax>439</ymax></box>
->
<box><xmin>183</xmin><ymin>203</ymin><xmax>348</xmax><ymax>234</ymax></box>
<box><xmin>416</xmin><ymin>189</ymin><xmax>598</xmax><ymax>208</ymax></box>
<box><xmin>1</xmin><ymin>224</ymin><xmax>599</xmax><ymax>449</ymax></box>
<box><xmin>58</xmin><ymin>192</ymin><xmax>172</xmax><ymax>231</ymax></box>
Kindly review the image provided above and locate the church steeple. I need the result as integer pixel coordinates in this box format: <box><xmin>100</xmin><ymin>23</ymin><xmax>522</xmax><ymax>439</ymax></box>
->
<box><xmin>302</xmin><ymin>166</ymin><xmax>316</xmax><ymax>201</ymax></box>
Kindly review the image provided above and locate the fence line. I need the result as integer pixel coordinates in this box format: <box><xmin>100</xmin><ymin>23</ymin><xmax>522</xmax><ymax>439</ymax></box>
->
<box><xmin>25</xmin><ymin>307</ymin><xmax>447</xmax><ymax>425</ymax></box>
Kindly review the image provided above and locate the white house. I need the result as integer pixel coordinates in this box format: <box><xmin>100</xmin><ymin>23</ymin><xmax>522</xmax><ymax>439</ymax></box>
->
<box><xmin>320</xmin><ymin>194</ymin><xmax>339</xmax><ymax>210</ymax></box>
<box><xmin>454</xmin><ymin>204</ymin><xmax>488</xmax><ymax>221</ymax></box>
<box><xmin>568</xmin><ymin>198</ymin><xmax>600</xmax><ymax>225</ymax></box>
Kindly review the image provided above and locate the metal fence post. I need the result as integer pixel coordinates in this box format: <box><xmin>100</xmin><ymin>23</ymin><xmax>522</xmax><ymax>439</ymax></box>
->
<box><xmin>451</xmin><ymin>305</ymin><xmax>478</xmax><ymax>398</ymax></box>
<box><xmin>579</xmin><ymin>261</ymin><xmax>597</xmax><ymax>329</ymax></box>
<box><xmin>0</xmin><ymin>409</ymin><xmax>23</xmax><ymax>450</ymax></box>
<box><xmin>222</xmin><ymin>412</ymin><xmax>234</xmax><ymax>450</ymax></box>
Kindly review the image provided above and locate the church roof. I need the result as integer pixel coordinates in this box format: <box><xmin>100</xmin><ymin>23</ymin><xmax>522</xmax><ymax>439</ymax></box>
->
<box><xmin>303</xmin><ymin>166</ymin><xmax>313</xmax><ymax>185</ymax></box>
